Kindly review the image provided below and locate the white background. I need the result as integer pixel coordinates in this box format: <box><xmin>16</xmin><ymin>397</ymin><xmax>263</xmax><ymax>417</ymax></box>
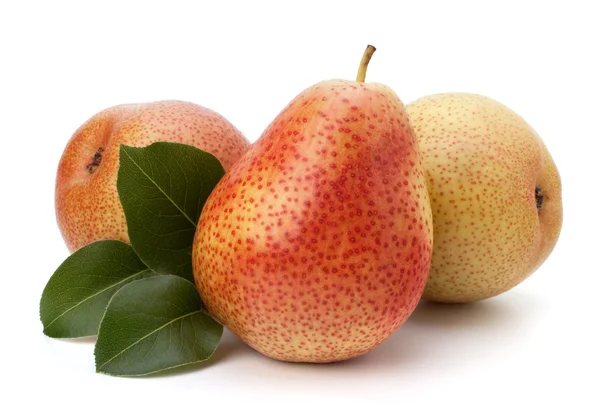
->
<box><xmin>1</xmin><ymin>0</ymin><xmax>598</xmax><ymax>417</ymax></box>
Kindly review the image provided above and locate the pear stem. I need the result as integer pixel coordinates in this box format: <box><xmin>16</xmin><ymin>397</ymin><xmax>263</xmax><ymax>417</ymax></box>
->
<box><xmin>356</xmin><ymin>45</ymin><xmax>377</xmax><ymax>82</ymax></box>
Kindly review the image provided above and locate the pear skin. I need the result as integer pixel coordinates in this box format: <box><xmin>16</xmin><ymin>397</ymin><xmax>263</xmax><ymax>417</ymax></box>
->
<box><xmin>192</xmin><ymin>47</ymin><xmax>433</xmax><ymax>362</ymax></box>
<box><xmin>407</xmin><ymin>93</ymin><xmax>562</xmax><ymax>303</ymax></box>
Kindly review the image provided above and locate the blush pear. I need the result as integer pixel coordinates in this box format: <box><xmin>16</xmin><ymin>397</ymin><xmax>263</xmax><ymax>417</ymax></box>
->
<box><xmin>55</xmin><ymin>100</ymin><xmax>250</xmax><ymax>252</ymax></box>
<box><xmin>193</xmin><ymin>46</ymin><xmax>433</xmax><ymax>362</ymax></box>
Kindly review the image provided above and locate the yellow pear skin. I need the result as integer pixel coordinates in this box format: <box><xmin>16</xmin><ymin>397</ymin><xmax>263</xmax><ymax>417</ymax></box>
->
<box><xmin>406</xmin><ymin>93</ymin><xmax>562</xmax><ymax>303</ymax></box>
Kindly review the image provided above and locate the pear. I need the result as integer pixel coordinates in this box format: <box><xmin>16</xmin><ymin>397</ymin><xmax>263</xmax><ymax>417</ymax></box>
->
<box><xmin>192</xmin><ymin>46</ymin><xmax>433</xmax><ymax>363</ymax></box>
<box><xmin>55</xmin><ymin>100</ymin><xmax>250</xmax><ymax>252</ymax></box>
<box><xmin>406</xmin><ymin>93</ymin><xmax>562</xmax><ymax>303</ymax></box>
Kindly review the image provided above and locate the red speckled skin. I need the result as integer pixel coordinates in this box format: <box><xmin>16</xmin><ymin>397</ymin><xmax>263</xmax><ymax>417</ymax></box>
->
<box><xmin>193</xmin><ymin>80</ymin><xmax>433</xmax><ymax>363</ymax></box>
<box><xmin>55</xmin><ymin>100</ymin><xmax>250</xmax><ymax>253</ymax></box>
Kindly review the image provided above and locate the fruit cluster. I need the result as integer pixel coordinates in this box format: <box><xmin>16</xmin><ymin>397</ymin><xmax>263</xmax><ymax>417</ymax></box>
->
<box><xmin>41</xmin><ymin>45</ymin><xmax>562</xmax><ymax>373</ymax></box>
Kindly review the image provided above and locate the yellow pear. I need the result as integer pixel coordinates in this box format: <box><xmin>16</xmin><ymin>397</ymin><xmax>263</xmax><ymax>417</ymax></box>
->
<box><xmin>406</xmin><ymin>93</ymin><xmax>562</xmax><ymax>303</ymax></box>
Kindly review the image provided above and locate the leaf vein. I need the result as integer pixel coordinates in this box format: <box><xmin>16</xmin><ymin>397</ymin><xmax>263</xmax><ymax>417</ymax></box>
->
<box><xmin>98</xmin><ymin>309</ymin><xmax>202</xmax><ymax>371</ymax></box>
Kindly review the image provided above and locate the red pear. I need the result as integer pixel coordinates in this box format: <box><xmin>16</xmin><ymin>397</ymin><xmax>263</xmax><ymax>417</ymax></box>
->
<box><xmin>193</xmin><ymin>47</ymin><xmax>433</xmax><ymax>363</ymax></box>
<box><xmin>55</xmin><ymin>100</ymin><xmax>250</xmax><ymax>252</ymax></box>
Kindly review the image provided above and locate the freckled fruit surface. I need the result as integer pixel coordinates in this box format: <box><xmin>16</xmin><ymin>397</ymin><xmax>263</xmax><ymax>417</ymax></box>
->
<box><xmin>55</xmin><ymin>100</ymin><xmax>250</xmax><ymax>252</ymax></box>
<box><xmin>193</xmin><ymin>80</ymin><xmax>433</xmax><ymax>363</ymax></box>
<box><xmin>406</xmin><ymin>93</ymin><xmax>562</xmax><ymax>303</ymax></box>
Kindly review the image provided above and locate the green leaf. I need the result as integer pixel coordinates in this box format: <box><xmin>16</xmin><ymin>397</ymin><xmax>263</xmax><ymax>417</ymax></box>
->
<box><xmin>117</xmin><ymin>142</ymin><xmax>225</xmax><ymax>281</ymax></box>
<box><xmin>40</xmin><ymin>240</ymin><xmax>155</xmax><ymax>338</ymax></box>
<box><xmin>94</xmin><ymin>275</ymin><xmax>222</xmax><ymax>376</ymax></box>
